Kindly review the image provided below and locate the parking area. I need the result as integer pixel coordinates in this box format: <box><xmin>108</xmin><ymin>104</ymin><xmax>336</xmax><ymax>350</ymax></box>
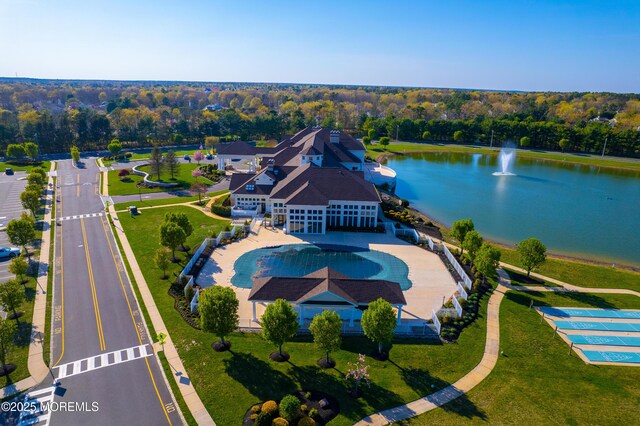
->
<box><xmin>0</xmin><ymin>171</ymin><xmax>28</xmax><ymax>282</ymax></box>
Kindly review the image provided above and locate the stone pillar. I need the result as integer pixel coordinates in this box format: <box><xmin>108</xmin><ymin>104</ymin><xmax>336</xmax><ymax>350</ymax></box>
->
<box><xmin>252</xmin><ymin>302</ymin><xmax>257</xmax><ymax>322</ymax></box>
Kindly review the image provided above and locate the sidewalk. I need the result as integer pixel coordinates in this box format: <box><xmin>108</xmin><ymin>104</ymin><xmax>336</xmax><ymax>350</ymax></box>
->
<box><xmin>0</xmin><ymin>163</ymin><xmax>55</xmax><ymax>399</ymax></box>
<box><xmin>103</xmin><ymin>166</ymin><xmax>215</xmax><ymax>425</ymax></box>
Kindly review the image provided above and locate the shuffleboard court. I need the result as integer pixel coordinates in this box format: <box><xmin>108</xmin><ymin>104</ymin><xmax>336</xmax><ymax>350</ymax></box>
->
<box><xmin>568</xmin><ymin>335</ymin><xmax>640</xmax><ymax>347</ymax></box>
<box><xmin>581</xmin><ymin>350</ymin><xmax>640</xmax><ymax>364</ymax></box>
<box><xmin>540</xmin><ymin>307</ymin><xmax>640</xmax><ymax>319</ymax></box>
<box><xmin>554</xmin><ymin>321</ymin><xmax>640</xmax><ymax>332</ymax></box>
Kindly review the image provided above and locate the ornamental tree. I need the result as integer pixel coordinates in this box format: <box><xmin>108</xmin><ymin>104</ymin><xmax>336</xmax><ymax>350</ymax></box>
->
<box><xmin>193</xmin><ymin>150</ymin><xmax>204</xmax><ymax>164</ymax></box>
<box><xmin>361</xmin><ymin>298</ymin><xmax>397</xmax><ymax>356</ymax></box>
<box><xmin>520</xmin><ymin>136</ymin><xmax>531</xmax><ymax>147</ymax></box>
<box><xmin>517</xmin><ymin>238</ymin><xmax>547</xmax><ymax>277</ymax></box>
<box><xmin>279</xmin><ymin>395</ymin><xmax>301</xmax><ymax>423</ymax></box>
<box><xmin>379</xmin><ymin>136</ymin><xmax>390</xmax><ymax>148</ymax></box>
<box><xmin>450</xmin><ymin>218</ymin><xmax>475</xmax><ymax>254</ymax></box>
<box><xmin>6</xmin><ymin>144</ymin><xmax>25</xmax><ymax>159</ymax></box>
<box><xmin>159</xmin><ymin>221</ymin><xmax>186</xmax><ymax>261</ymax></box>
<box><xmin>462</xmin><ymin>230</ymin><xmax>483</xmax><ymax>262</ymax></box>
<box><xmin>6</xmin><ymin>213</ymin><xmax>36</xmax><ymax>258</ymax></box>
<box><xmin>346</xmin><ymin>354</ymin><xmax>370</xmax><ymax>395</ymax></box>
<box><xmin>9</xmin><ymin>256</ymin><xmax>29</xmax><ymax>284</ymax></box>
<box><xmin>308</xmin><ymin>310</ymin><xmax>342</xmax><ymax>367</ymax></box>
<box><xmin>27</xmin><ymin>172</ymin><xmax>44</xmax><ymax>187</ymax></box>
<box><xmin>261</xmin><ymin>298</ymin><xmax>298</xmax><ymax>357</ymax></box>
<box><xmin>118</xmin><ymin>168</ymin><xmax>130</xmax><ymax>179</ymax></box>
<box><xmin>107</xmin><ymin>139</ymin><xmax>122</xmax><ymax>158</ymax></box>
<box><xmin>30</xmin><ymin>167</ymin><xmax>47</xmax><ymax>182</ymax></box>
<box><xmin>164</xmin><ymin>212</ymin><xmax>193</xmax><ymax>251</ymax></box>
<box><xmin>0</xmin><ymin>316</ymin><xmax>17</xmax><ymax>376</ymax></box>
<box><xmin>24</xmin><ymin>142</ymin><xmax>38</xmax><ymax>160</ymax></box>
<box><xmin>199</xmin><ymin>286</ymin><xmax>239</xmax><ymax>350</ymax></box>
<box><xmin>190</xmin><ymin>182</ymin><xmax>208</xmax><ymax>203</ymax></box>
<box><xmin>475</xmin><ymin>242</ymin><xmax>502</xmax><ymax>283</ymax></box>
<box><xmin>70</xmin><ymin>146</ymin><xmax>80</xmax><ymax>163</ymax></box>
<box><xmin>20</xmin><ymin>189</ymin><xmax>41</xmax><ymax>217</ymax></box>
<box><xmin>0</xmin><ymin>279</ymin><xmax>25</xmax><ymax>322</ymax></box>
<box><xmin>153</xmin><ymin>247</ymin><xmax>171</xmax><ymax>279</ymax></box>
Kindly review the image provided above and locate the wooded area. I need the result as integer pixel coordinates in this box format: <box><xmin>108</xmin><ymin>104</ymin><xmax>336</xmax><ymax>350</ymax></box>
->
<box><xmin>1</xmin><ymin>79</ymin><xmax>639</xmax><ymax>157</ymax></box>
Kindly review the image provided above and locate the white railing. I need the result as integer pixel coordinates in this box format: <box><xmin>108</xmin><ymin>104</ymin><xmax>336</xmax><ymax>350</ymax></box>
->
<box><xmin>457</xmin><ymin>282</ymin><xmax>468</xmax><ymax>300</ymax></box>
<box><xmin>215</xmin><ymin>225</ymin><xmax>238</xmax><ymax>246</ymax></box>
<box><xmin>452</xmin><ymin>295</ymin><xmax>463</xmax><ymax>318</ymax></box>
<box><xmin>178</xmin><ymin>238</ymin><xmax>214</xmax><ymax>281</ymax></box>
<box><xmin>396</xmin><ymin>228</ymin><xmax>420</xmax><ymax>242</ymax></box>
<box><xmin>442</xmin><ymin>244</ymin><xmax>473</xmax><ymax>290</ymax></box>
<box><xmin>426</xmin><ymin>234</ymin><xmax>435</xmax><ymax>250</ymax></box>
<box><xmin>432</xmin><ymin>309</ymin><xmax>441</xmax><ymax>335</ymax></box>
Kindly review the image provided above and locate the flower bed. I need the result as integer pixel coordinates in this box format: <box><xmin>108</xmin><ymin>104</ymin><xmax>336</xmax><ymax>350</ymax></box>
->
<box><xmin>242</xmin><ymin>390</ymin><xmax>339</xmax><ymax>426</ymax></box>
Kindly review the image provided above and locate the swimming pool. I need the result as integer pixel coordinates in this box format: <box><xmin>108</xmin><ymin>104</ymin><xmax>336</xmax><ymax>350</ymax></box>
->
<box><xmin>230</xmin><ymin>243</ymin><xmax>412</xmax><ymax>290</ymax></box>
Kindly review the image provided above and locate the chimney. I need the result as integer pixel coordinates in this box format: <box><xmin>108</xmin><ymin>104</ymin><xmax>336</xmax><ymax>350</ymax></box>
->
<box><xmin>267</xmin><ymin>158</ymin><xmax>274</xmax><ymax>172</ymax></box>
<box><xmin>330</xmin><ymin>130</ymin><xmax>340</xmax><ymax>144</ymax></box>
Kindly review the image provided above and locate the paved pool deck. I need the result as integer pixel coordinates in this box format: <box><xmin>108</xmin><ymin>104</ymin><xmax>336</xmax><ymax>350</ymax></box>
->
<box><xmin>197</xmin><ymin>226</ymin><xmax>457</xmax><ymax>328</ymax></box>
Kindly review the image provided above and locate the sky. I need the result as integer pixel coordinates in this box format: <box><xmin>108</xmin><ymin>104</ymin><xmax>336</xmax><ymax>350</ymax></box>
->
<box><xmin>1</xmin><ymin>0</ymin><xmax>639</xmax><ymax>93</ymax></box>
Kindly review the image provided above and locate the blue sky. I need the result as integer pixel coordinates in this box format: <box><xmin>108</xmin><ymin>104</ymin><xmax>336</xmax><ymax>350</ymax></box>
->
<box><xmin>1</xmin><ymin>0</ymin><xmax>638</xmax><ymax>92</ymax></box>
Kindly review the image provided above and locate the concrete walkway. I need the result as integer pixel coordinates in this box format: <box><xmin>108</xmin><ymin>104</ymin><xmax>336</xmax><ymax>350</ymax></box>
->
<box><xmin>103</xmin><ymin>167</ymin><xmax>216</xmax><ymax>425</ymax></box>
<box><xmin>0</xmin><ymin>163</ymin><xmax>55</xmax><ymax>399</ymax></box>
<box><xmin>113</xmin><ymin>192</ymin><xmax>231</xmax><ymax>222</ymax></box>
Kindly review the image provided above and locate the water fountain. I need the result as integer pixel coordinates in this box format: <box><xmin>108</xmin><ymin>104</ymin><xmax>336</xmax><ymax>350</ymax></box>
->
<box><xmin>493</xmin><ymin>146</ymin><xmax>516</xmax><ymax>176</ymax></box>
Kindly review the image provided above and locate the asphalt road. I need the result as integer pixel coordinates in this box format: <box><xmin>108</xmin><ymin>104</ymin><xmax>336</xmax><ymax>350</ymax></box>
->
<box><xmin>31</xmin><ymin>158</ymin><xmax>184</xmax><ymax>425</ymax></box>
<box><xmin>0</xmin><ymin>171</ymin><xmax>28</xmax><ymax>284</ymax></box>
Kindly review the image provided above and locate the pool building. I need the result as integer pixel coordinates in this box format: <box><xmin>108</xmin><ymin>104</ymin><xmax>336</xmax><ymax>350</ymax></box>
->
<box><xmin>226</xmin><ymin>127</ymin><xmax>381</xmax><ymax>234</ymax></box>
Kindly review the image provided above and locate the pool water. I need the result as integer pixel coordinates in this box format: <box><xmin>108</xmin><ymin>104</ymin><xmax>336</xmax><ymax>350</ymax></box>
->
<box><xmin>231</xmin><ymin>243</ymin><xmax>412</xmax><ymax>290</ymax></box>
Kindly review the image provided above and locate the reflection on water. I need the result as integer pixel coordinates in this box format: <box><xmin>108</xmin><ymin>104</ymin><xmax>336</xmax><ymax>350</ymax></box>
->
<box><xmin>387</xmin><ymin>152</ymin><xmax>640</xmax><ymax>266</ymax></box>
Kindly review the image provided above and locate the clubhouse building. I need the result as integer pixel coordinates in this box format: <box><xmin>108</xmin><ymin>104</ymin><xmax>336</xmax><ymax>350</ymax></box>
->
<box><xmin>225</xmin><ymin>127</ymin><xmax>381</xmax><ymax>234</ymax></box>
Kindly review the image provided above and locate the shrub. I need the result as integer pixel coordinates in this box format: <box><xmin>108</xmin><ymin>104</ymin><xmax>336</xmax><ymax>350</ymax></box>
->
<box><xmin>211</xmin><ymin>204</ymin><xmax>231</xmax><ymax>217</ymax></box>
<box><xmin>304</xmin><ymin>391</ymin><xmax>312</xmax><ymax>400</ymax></box>
<box><xmin>279</xmin><ymin>395</ymin><xmax>301</xmax><ymax>422</ymax></box>
<box><xmin>300</xmin><ymin>404</ymin><xmax>307</xmax><ymax>413</ymax></box>
<box><xmin>261</xmin><ymin>400</ymin><xmax>278</xmax><ymax>415</ymax></box>
<box><xmin>250</xmin><ymin>413</ymin><xmax>258</xmax><ymax>421</ymax></box>
<box><xmin>251</xmin><ymin>404</ymin><xmax>261</xmax><ymax>413</ymax></box>
<box><xmin>118</xmin><ymin>168</ymin><xmax>130</xmax><ymax>177</ymax></box>
<box><xmin>308</xmin><ymin>408</ymin><xmax>319</xmax><ymax>420</ymax></box>
<box><xmin>272</xmin><ymin>418</ymin><xmax>289</xmax><ymax>426</ymax></box>
<box><xmin>255</xmin><ymin>412</ymin><xmax>273</xmax><ymax>426</ymax></box>
<box><xmin>298</xmin><ymin>417</ymin><xmax>316</xmax><ymax>426</ymax></box>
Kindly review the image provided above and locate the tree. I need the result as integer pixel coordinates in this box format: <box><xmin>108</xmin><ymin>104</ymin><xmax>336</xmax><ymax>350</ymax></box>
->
<box><xmin>190</xmin><ymin>182</ymin><xmax>208</xmax><ymax>204</ymax></box>
<box><xmin>361</xmin><ymin>298</ymin><xmax>396</xmax><ymax>356</ymax></box>
<box><xmin>362</xmin><ymin>136</ymin><xmax>371</xmax><ymax>145</ymax></box>
<box><xmin>8</xmin><ymin>256</ymin><xmax>28</xmax><ymax>284</ymax></box>
<box><xmin>6</xmin><ymin>213</ymin><xmax>36</xmax><ymax>258</ymax></box>
<box><xmin>164</xmin><ymin>150</ymin><xmax>179</xmax><ymax>179</ymax></box>
<box><xmin>20</xmin><ymin>189</ymin><xmax>41</xmax><ymax>217</ymax></box>
<box><xmin>379</xmin><ymin>136</ymin><xmax>390</xmax><ymax>148</ymax></box>
<box><xmin>108</xmin><ymin>139</ymin><xmax>122</xmax><ymax>158</ymax></box>
<box><xmin>279</xmin><ymin>395</ymin><xmax>301</xmax><ymax>423</ymax></box>
<box><xmin>149</xmin><ymin>144</ymin><xmax>164</xmax><ymax>180</ymax></box>
<box><xmin>159</xmin><ymin>221</ymin><xmax>186</xmax><ymax>261</ymax></box>
<box><xmin>199</xmin><ymin>286</ymin><xmax>239</xmax><ymax>350</ymax></box>
<box><xmin>462</xmin><ymin>230</ymin><xmax>483</xmax><ymax>262</ymax></box>
<box><xmin>205</xmin><ymin>136</ymin><xmax>220</xmax><ymax>150</ymax></box>
<box><xmin>193</xmin><ymin>150</ymin><xmax>204</xmax><ymax>164</ymax></box>
<box><xmin>27</xmin><ymin>172</ymin><xmax>44</xmax><ymax>187</ymax></box>
<box><xmin>30</xmin><ymin>167</ymin><xmax>46</xmax><ymax>182</ymax></box>
<box><xmin>191</xmin><ymin>168</ymin><xmax>203</xmax><ymax>181</ymax></box>
<box><xmin>558</xmin><ymin>138</ymin><xmax>569</xmax><ymax>153</ymax></box>
<box><xmin>517</xmin><ymin>238</ymin><xmax>547</xmax><ymax>277</ymax></box>
<box><xmin>70</xmin><ymin>146</ymin><xmax>80</xmax><ymax>163</ymax></box>
<box><xmin>0</xmin><ymin>279</ymin><xmax>25</xmax><ymax>321</ymax></box>
<box><xmin>6</xmin><ymin>144</ymin><xmax>25</xmax><ymax>159</ymax></box>
<box><xmin>520</xmin><ymin>136</ymin><xmax>531</xmax><ymax>147</ymax></box>
<box><xmin>153</xmin><ymin>248</ymin><xmax>171</xmax><ymax>278</ymax></box>
<box><xmin>0</xmin><ymin>316</ymin><xmax>17</xmax><ymax>376</ymax></box>
<box><xmin>24</xmin><ymin>142</ymin><xmax>38</xmax><ymax>160</ymax></box>
<box><xmin>422</xmin><ymin>130</ymin><xmax>431</xmax><ymax>140</ymax></box>
<box><xmin>453</xmin><ymin>130</ymin><xmax>464</xmax><ymax>142</ymax></box>
<box><xmin>118</xmin><ymin>168</ymin><xmax>130</xmax><ymax>180</ymax></box>
<box><xmin>308</xmin><ymin>310</ymin><xmax>342</xmax><ymax>367</ymax></box>
<box><xmin>450</xmin><ymin>219</ymin><xmax>475</xmax><ymax>254</ymax></box>
<box><xmin>474</xmin><ymin>242</ymin><xmax>501</xmax><ymax>283</ymax></box>
<box><xmin>346</xmin><ymin>354</ymin><xmax>370</xmax><ymax>395</ymax></box>
<box><xmin>164</xmin><ymin>212</ymin><xmax>193</xmax><ymax>251</ymax></box>
<box><xmin>261</xmin><ymin>298</ymin><xmax>298</xmax><ymax>358</ymax></box>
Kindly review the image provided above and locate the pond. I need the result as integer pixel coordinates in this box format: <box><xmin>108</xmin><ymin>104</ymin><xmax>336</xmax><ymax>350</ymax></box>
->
<box><xmin>386</xmin><ymin>152</ymin><xmax>640</xmax><ymax>267</ymax></box>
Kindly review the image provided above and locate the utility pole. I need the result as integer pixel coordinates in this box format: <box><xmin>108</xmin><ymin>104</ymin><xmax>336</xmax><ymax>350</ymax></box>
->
<box><xmin>601</xmin><ymin>136</ymin><xmax>608</xmax><ymax>157</ymax></box>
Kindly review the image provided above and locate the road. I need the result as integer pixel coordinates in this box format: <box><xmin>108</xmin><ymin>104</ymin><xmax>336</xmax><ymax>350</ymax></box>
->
<box><xmin>21</xmin><ymin>158</ymin><xmax>184</xmax><ymax>425</ymax></box>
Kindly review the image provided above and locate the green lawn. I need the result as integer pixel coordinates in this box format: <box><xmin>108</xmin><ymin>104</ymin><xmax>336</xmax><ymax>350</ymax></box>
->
<box><xmin>401</xmin><ymin>291</ymin><xmax>640</xmax><ymax>425</ymax></box>
<box><xmin>103</xmin><ymin>150</ymin><xmax>210</xmax><ymax>166</ymax></box>
<box><xmin>107</xmin><ymin>163</ymin><xmax>213</xmax><ymax>196</ymax></box>
<box><xmin>367</xmin><ymin>142</ymin><xmax>640</xmax><ymax>172</ymax></box>
<box><xmin>113</xmin><ymin>190</ymin><xmax>229</xmax><ymax>211</ymax></box>
<box><xmin>0</xmin><ymin>160</ymin><xmax>51</xmax><ymax>173</ymax></box>
<box><xmin>117</xmin><ymin>206</ymin><xmax>496</xmax><ymax>425</ymax></box>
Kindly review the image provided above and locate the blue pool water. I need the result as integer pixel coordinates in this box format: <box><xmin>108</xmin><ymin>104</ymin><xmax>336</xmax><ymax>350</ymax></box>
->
<box><xmin>581</xmin><ymin>351</ymin><xmax>640</xmax><ymax>364</ymax></box>
<box><xmin>540</xmin><ymin>307</ymin><xmax>640</xmax><ymax>319</ymax></box>
<box><xmin>230</xmin><ymin>243</ymin><xmax>412</xmax><ymax>289</ymax></box>
<box><xmin>568</xmin><ymin>335</ymin><xmax>640</xmax><ymax>347</ymax></box>
<box><xmin>554</xmin><ymin>321</ymin><xmax>640</xmax><ymax>332</ymax></box>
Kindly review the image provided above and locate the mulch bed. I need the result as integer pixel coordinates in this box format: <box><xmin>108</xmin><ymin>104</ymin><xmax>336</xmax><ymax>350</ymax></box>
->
<box><xmin>213</xmin><ymin>340</ymin><xmax>232</xmax><ymax>352</ymax></box>
<box><xmin>316</xmin><ymin>357</ymin><xmax>336</xmax><ymax>369</ymax></box>
<box><xmin>269</xmin><ymin>351</ymin><xmax>290</xmax><ymax>362</ymax></box>
<box><xmin>168</xmin><ymin>284</ymin><xmax>201</xmax><ymax>330</ymax></box>
<box><xmin>242</xmin><ymin>390</ymin><xmax>340</xmax><ymax>426</ymax></box>
<box><xmin>0</xmin><ymin>364</ymin><xmax>17</xmax><ymax>378</ymax></box>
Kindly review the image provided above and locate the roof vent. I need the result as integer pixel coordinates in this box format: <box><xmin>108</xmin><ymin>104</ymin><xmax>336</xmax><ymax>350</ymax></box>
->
<box><xmin>267</xmin><ymin>158</ymin><xmax>275</xmax><ymax>172</ymax></box>
<box><xmin>330</xmin><ymin>130</ymin><xmax>340</xmax><ymax>144</ymax></box>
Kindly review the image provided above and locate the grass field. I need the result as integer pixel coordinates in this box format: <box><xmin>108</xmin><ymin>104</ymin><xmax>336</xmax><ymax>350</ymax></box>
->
<box><xmin>107</xmin><ymin>163</ymin><xmax>214</xmax><ymax>196</ymax></box>
<box><xmin>0</xmin><ymin>160</ymin><xmax>52</xmax><ymax>173</ymax></box>
<box><xmin>117</xmin><ymin>206</ymin><xmax>500</xmax><ymax>425</ymax></box>
<box><xmin>113</xmin><ymin>190</ymin><xmax>229</xmax><ymax>211</ymax></box>
<box><xmin>102</xmin><ymin>149</ymin><xmax>212</xmax><ymax>166</ymax></box>
<box><xmin>366</xmin><ymin>141</ymin><xmax>640</xmax><ymax>172</ymax></box>
<box><xmin>401</xmin><ymin>290</ymin><xmax>640</xmax><ymax>425</ymax></box>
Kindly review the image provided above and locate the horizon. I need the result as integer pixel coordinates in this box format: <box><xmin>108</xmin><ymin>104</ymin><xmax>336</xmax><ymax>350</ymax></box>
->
<box><xmin>1</xmin><ymin>1</ymin><xmax>639</xmax><ymax>93</ymax></box>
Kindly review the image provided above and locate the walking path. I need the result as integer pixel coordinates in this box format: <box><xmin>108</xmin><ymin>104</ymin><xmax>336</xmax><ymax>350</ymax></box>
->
<box><xmin>0</xmin><ymin>163</ymin><xmax>55</xmax><ymax>399</ymax></box>
<box><xmin>103</xmin><ymin>166</ymin><xmax>216</xmax><ymax>425</ymax></box>
<box><xmin>113</xmin><ymin>192</ymin><xmax>231</xmax><ymax>221</ymax></box>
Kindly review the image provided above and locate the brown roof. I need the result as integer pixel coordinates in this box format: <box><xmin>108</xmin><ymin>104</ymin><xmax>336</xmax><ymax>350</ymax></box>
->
<box><xmin>248</xmin><ymin>267</ymin><xmax>406</xmax><ymax>306</ymax></box>
<box><xmin>217</xmin><ymin>141</ymin><xmax>277</xmax><ymax>156</ymax></box>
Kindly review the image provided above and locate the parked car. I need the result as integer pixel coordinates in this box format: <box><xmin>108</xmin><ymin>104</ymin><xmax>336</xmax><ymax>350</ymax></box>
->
<box><xmin>183</xmin><ymin>154</ymin><xmax>190</xmax><ymax>160</ymax></box>
<box><xmin>0</xmin><ymin>247</ymin><xmax>20</xmax><ymax>259</ymax></box>
<box><xmin>205</xmin><ymin>153</ymin><xmax>213</xmax><ymax>160</ymax></box>
<box><xmin>4</xmin><ymin>168</ymin><xmax>14</xmax><ymax>175</ymax></box>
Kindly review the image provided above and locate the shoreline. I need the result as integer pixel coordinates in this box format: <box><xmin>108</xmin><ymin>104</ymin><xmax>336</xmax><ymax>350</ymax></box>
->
<box><xmin>383</xmin><ymin>192</ymin><xmax>640</xmax><ymax>273</ymax></box>
<box><xmin>372</xmin><ymin>143</ymin><xmax>640</xmax><ymax>173</ymax></box>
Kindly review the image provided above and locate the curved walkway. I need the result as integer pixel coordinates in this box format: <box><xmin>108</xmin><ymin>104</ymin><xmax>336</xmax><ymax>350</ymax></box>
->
<box><xmin>113</xmin><ymin>192</ymin><xmax>231</xmax><ymax>222</ymax></box>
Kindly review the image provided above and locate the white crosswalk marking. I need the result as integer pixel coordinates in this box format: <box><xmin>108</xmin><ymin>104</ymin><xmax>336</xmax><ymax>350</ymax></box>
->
<box><xmin>18</xmin><ymin>386</ymin><xmax>56</xmax><ymax>426</ymax></box>
<box><xmin>55</xmin><ymin>344</ymin><xmax>153</xmax><ymax>379</ymax></box>
<box><xmin>58</xmin><ymin>213</ymin><xmax>104</xmax><ymax>222</ymax></box>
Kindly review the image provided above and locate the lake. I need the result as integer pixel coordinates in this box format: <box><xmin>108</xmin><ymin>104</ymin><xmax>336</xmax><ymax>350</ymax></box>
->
<box><xmin>386</xmin><ymin>152</ymin><xmax>640</xmax><ymax>267</ymax></box>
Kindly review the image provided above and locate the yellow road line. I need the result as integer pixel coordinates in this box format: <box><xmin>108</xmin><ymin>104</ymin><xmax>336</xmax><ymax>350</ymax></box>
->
<box><xmin>81</xmin><ymin>218</ymin><xmax>106</xmax><ymax>351</ymax></box>
<box><xmin>53</xmin><ymin>180</ymin><xmax>65</xmax><ymax>367</ymax></box>
<box><xmin>99</xmin><ymin>215</ymin><xmax>172</xmax><ymax>425</ymax></box>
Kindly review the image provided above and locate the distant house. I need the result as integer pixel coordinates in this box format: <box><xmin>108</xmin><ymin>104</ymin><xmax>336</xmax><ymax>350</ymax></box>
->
<box><xmin>203</xmin><ymin>103</ymin><xmax>223</xmax><ymax>112</ymax></box>
<box><xmin>248</xmin><ymin>267</ymin><xmax>406</xmax><ymax>325</ymax></box>
<box><xmin>226</xmin><ymin>127</ymin><xmax>380</xmax><ymax>234</ymax></box>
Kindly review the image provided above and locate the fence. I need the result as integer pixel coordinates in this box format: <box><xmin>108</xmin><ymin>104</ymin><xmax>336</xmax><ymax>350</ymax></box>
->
<box><xmin>432</xmin><ymin>309</ymin><xmax>441</xmax><ymax>335</ymax></box>
<box><xmin>396</xmin><ymin>227</ymin><xmax>420</xmax><ymax>243</ymax></box>
<box><xmin>452</xmin><ymin>295</ymin><xmax>463</xmax><ymax>318</ymax></box>
<box><xmin>426</xmin><ymin>234</ymin><xmax>435</xmax><ymax>251</ymax></box>
<box><xmin>442</xmin><ymin>244</ymin><xmax>473</xmax><ymax>290</ymax></box>
<box><xmin>457</xmin><ymin>282</ymin><xmax>468</xmax><ymax>300</ymax></box>
<box><xmin>215</xmin><ymin>225</ymin><xmax>238</xmax><ymax>246</ymax></box>
<box><xmin>178</xmin><ymin>238</ymin><xmax>214</xmax><ymax>282</ymax></box>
